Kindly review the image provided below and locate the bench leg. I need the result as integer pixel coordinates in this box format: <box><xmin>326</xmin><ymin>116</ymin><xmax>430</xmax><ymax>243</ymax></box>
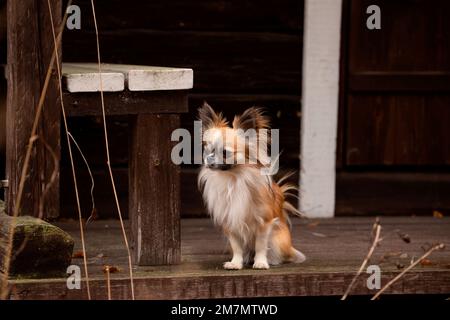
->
<box><xmin>129</xmin><ymin>114</ymin><xmax>181</xmax><ymax>265</ymax></box>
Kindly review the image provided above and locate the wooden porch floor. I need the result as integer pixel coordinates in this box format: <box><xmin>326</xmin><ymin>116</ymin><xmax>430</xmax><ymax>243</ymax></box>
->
<box><xmin>9</xmin><ymin>217</ymin><xmax>450</xmax><ymax>300</ymax></box>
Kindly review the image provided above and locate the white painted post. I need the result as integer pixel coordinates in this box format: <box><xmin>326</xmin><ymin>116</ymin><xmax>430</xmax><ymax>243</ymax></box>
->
<box><xmin>300</xmin><ymin>0</ymin><xmax>343</xmax><ymax>218</ymax></box>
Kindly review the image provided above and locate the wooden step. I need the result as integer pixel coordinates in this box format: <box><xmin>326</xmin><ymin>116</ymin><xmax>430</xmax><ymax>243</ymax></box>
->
<box><xmin>8</xmin><ymin>217</ymin><xmax>450</xmax><ymax>299</ymax></box>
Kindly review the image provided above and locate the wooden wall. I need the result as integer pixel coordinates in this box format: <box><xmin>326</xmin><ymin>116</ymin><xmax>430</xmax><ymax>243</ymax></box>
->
<box><xmin>60</xmin><ymin>0</ymin><xmax>303</xmax><ymax>218</ymax></box>
<box><xmin>2</xmin><ymin>0</ymin><xmax>448</xmax><ymax>217</ymax></box>
<box><xmin>336</xmin><ymin>0</ymin><xmax>450</xmax><ymax>215</ymax></box>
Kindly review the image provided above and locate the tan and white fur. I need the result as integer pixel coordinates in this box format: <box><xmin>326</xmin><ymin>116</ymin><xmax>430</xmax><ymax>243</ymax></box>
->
<box><xmin>197</xmin><ymin>102</ymin><xmax>306</xmax><ymax>270</ymax></box>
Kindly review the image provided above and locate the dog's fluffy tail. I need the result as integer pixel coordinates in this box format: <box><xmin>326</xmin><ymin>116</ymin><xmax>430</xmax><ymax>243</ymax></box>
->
<box><xmin>277</xmin><ymin>172</ymin><xmax>304</xmax><ymax>218</ymax></box>
<box><xmin>289</xmin><ymin>248</ymin><xmax>306</xmax><ymax>263</ymax></box>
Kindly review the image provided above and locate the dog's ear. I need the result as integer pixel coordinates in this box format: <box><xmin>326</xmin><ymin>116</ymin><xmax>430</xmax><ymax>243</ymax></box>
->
<box><xmin>198</xmin><ymin>101</ymin><xmax>228</xmax><ymax>130</ymax></box>
<box><xmin>232</xmin><ymin>107</ymin><xmax>270</xmax><ymax>131</ymax></box>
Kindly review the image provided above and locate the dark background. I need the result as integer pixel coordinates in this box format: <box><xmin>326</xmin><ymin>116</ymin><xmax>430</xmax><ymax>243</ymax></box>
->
<box><xmin>1</xmin><ymin>0</ymin><xmax>450</xmax><ymax>218</ymax></box>
<box><xmin>59</xmin><ymin>0</ymin><xmax>302</xmax><ymax>219</ymax></box>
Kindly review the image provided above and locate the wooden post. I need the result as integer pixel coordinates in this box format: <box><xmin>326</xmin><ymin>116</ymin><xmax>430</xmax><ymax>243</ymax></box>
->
<box><xmin>129</xmin><ymin>114</ymin><xmax>181</xmax><ymax>265</ymax></box>
<box><xmin>300</xmin><ymin>0</ymin><xmax>342</xmax><ymax>218</ymax></box>
<box><xmin>6</xmin><ymin>0</ymin><xmax>61</xmax><ymax>218</ymax></box>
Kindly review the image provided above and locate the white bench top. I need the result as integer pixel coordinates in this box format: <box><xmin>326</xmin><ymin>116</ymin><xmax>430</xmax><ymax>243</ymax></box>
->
<box><xmin>62</xmin><ymin>63</ymin><xmax>194</xmax><ymax>93</ymax></box>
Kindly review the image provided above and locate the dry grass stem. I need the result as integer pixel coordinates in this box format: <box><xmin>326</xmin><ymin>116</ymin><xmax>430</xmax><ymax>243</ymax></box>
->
<box><xmin>47</xmin><ymin>0</ymin><xmax>91</xmax><ymax>299</ymax></box>
<box><xmin>90</xmin><ymin>0</ymin><xmax>135</xmax><ymax>299</ymax></box>
<box><xmin>371</xmin><ymin>243</ymin><xmax>445</xmax><ymax>300</ymax></box>
<box><xmin>341</xmin><ymin>219</ymin><xmax>382</xmax><ymax>300</ymax></box>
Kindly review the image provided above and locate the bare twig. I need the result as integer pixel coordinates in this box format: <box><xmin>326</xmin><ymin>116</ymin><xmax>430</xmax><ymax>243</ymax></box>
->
<box><xmin>341</xmin><ymin>220</ymin><xmax>382</xmax><ymax>300</ymax></box>
<box><xmin>90</xmin><ymin>0</ymin><xmax>135</xmax><ymax>299</ymax></box>
<box><xmin>36</xmin><ymin>135</ymin><xmax>59</xmax><ymax>220</ymax></box>
<box><xmin>0</xmin><ymin>0</ymin><xmax>73</xmax><ymax>300</ymax></box>
<box><xmin>371</xmin><ymin>243</ymin><xmax>445</xmax><ymax>300</ymax></box>
<box><xmin>104</xmin><ymin>265</ymin><xmax>112</xmax><ymax>300</ymax></box>
<box><xmin>67</xmin><ymin>132</ymin><xmax>97</xmax><ymax>224</ymax></box>
<box><xmin>47</xmin><ymin>0</ymin><xmax>91</xmax><ymax>299</ymax></box>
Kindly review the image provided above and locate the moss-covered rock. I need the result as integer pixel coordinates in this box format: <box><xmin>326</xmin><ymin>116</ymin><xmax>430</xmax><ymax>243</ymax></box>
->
<box><xmin>0</xmin><ymin>201</ymin><xmax>74</xmax><ymax>278</ymax></box>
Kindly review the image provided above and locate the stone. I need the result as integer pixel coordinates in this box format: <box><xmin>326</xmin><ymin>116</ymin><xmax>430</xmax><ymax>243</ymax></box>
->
<box><xmin>0</xmin><ymin>200</ymin><xmax>74</xmax><ymax>277</ymax></box>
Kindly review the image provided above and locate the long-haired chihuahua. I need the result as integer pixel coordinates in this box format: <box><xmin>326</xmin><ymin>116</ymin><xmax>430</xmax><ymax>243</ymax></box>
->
<box><xmin>197</xmin><ymin>102</ymin><xmax>306</xmax><ymax>270</ymax></box>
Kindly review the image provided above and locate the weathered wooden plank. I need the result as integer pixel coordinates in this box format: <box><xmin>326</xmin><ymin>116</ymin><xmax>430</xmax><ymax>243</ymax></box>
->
<box><xmin>349</xmin><ymin>73</ymin><xmax>450</xmax><ymax>93</ymax></box>
<box><xmin>6</xmin><ymin>0</ymin><xmax>61</xmax><ymax>218</ymax></box>
<box><xmin>63</xmin><ymin>90</ymin><xmax>189</xmax><ymax>116</ymax></box>
<box><xmin>128</xmin><ymin>68</ymin><xmax>193</xmax><ymax>92</ymax></box>
<box><xmin>62</xmin><ymin>63</ymin><xmax>193</xmax><ymax>92</ymax></box>
<box><xmin>336</xmin><ymin>172</ymin><xmax>450</xmax><ymax>216</ymax></box>
<box><xmin>9</xmin><ymin>270</ymin><xmax>450</xmax><ymax>300</ymax></box>
<box><xmin>129</xmin><ymin>114</ymin><xmax>181</xmax><ymax>265</ymax></box>
<box><xmin>7</xmin><ymin>217</ymin><xmax>450</xmax><ymax>299</ymax></box>
<box><xmin>69</xmin><ymin>63</ymin><xmax>193</xmax><ymax>91</ymax></box>
<box><xmin>62</xmin><ymin>63</ymin><xmax>125</xmax><ymax>92</ymax></box>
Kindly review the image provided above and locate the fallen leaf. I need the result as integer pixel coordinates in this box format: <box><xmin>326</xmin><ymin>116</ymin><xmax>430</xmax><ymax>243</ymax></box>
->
<box><xmin>72</xmin><ymin>251</ymin><xmax>84</xmax><ymax>259</ymax></box>
<box><xmin>311</xmin><ymin>232</ymin><xmax>327</xmax><ymax>238</ymax></box>
<box><xmin>382</xmin><ymin>251</ymin><xmax>402</xmax><ymax>258</ymax></box>
<box><xmin>379</xmin><ymin>251</ymin><xmax>401</xmax><ymax>263</ymax></box>
<box><xmin>433</xmin><ymin>210</ymin><xmax>444</xmax><ymax>219</ymax></box>
<box><xmin>307</xmin><ymin>221</ymin><xmax>320</xmax><ymax>229</ymax></box>
<box><xmin>396</xmin><ymin>263</ymin><xmax>405</xmax><ymax>269</ymax></box>
<box><xmin>397</xmin><ymin>232</ymin><xmax>411</xmax><ymax>243</ymax></box>
<box><xmin>103</xmin><ymin>265</ymin><xmax>121</xmax><ymax>273</ymax></box>
<box><xmin>420</xmin><ymin>259</ymin><xmax>434</xmax><ymax>266</ymax></box>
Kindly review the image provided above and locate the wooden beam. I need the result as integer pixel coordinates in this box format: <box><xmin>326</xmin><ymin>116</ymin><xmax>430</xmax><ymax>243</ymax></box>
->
<box><xmin>6</xmin><ymin>0</ymin><xmax>61</xmax><ymax>218</ymax></box>
<box><xmin>129</xmin><ymin>114</ymin><xmax>181</xmax><ymax>265</ymax></box>
<box><xmin>349</xmin><ymin>73</ymin><xmax>450</xmax><ymax>93</ymax></box>
<box><xmin>336</xmin><ymin>172</ymin><xmax>450</xmax><ymax>216</ymax></box>
<box><xmin>10</xmin><ymin>270</ymin><xmax>450</xmax><ymax>300</ymax></box>
<box><xmin>63</xmin><ymin>91</ymin><xmax>189</xmax><ymax>116</ymax></box>
<box><xmin>300</xmin><ymin>0</ymin><xmax>342</xmax><ymax>218</ymax></box>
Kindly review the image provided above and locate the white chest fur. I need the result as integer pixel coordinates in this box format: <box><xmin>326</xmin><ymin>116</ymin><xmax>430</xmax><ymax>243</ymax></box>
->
<box><xmin>198</xmin><ymin>167</ymin><xmax>268</xmax><ymax>239</ymax></box>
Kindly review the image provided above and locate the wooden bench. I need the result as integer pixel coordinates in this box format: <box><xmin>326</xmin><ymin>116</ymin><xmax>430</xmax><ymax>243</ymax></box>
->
<box><xmin>62</xmin><ymin>63</ymin><xmax>193</xmax><ymax>266</ymax></box>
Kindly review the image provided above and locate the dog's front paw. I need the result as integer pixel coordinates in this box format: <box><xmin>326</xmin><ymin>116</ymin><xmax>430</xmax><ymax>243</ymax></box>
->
<box><xmin>224</xmin><ymin>261</ymin><xmax>243</xmax><ymax>270</ymax></box>
<box><xmin>253</xmin><ymin>260</ymin><xmax>270</xmax><ymax>269</ymax></box>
